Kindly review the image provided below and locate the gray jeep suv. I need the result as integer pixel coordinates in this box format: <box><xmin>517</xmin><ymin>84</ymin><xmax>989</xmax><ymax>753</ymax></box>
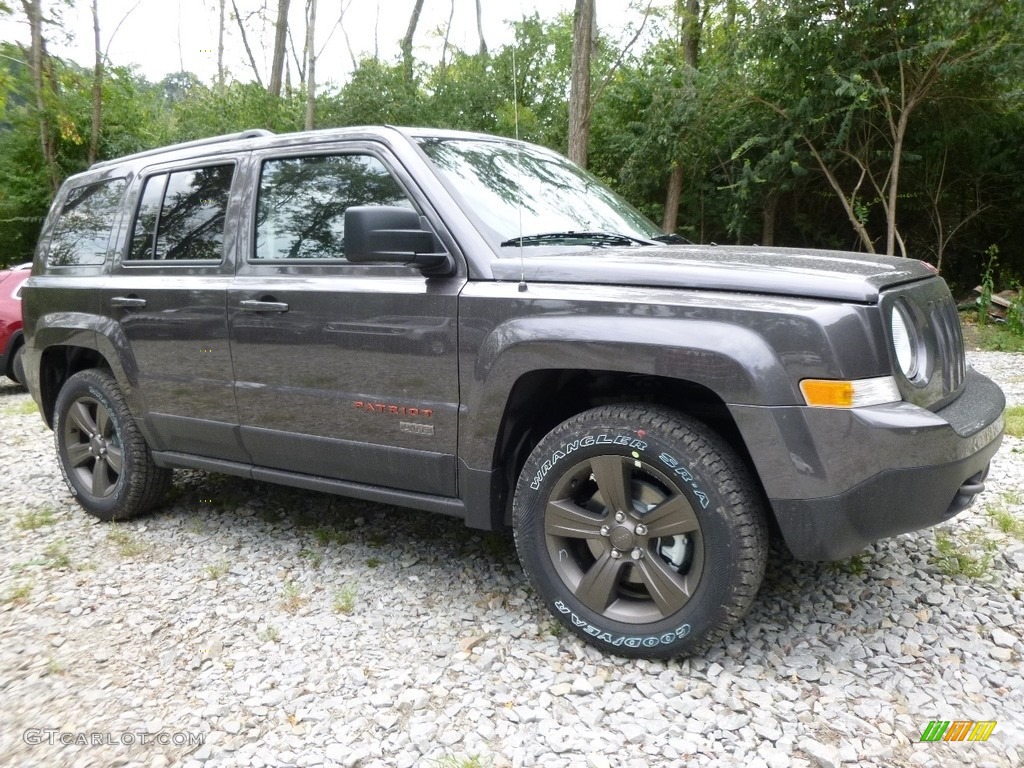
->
<box><xmin>20</xmin><ymin>127</ymin><xmax>1005</xmax><ymax>658</ymax></box>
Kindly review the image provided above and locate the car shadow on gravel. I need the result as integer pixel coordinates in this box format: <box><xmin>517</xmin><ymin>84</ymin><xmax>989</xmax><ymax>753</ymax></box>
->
<box><xmin>159</xmin><ymin>469</ymin><xmax>522</xmax><ymax>571</ymax></box>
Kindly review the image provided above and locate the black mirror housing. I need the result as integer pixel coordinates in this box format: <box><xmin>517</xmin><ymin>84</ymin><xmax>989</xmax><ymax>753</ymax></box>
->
<box><xmin>345</xmin><ymin>206</ymin><xmax>453</xmax><ymax>276</ymax></box>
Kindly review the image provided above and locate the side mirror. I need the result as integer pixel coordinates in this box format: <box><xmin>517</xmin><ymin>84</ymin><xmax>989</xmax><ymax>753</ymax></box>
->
<box><xmin>345</xmin><ymin>206</ymin><xmax>453</xmax><ymax>276</ymax></box>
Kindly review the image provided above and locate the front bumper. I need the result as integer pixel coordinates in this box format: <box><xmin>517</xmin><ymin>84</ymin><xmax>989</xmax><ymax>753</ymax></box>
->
<box><xmin>730</xmin><ymin>368</ymin><xmax>1005</xmax><ymax>560</ymax></box>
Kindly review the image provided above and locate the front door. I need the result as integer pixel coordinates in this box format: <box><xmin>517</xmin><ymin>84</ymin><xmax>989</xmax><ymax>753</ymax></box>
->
<box><xmin>228</xmin><ymin>145</ymin><xmax>464</xmax><ymax>496</ymax></box>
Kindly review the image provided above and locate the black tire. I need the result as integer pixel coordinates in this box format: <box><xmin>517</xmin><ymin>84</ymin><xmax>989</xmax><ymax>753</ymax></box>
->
<box><xmin>513</xmin><ymin>404</ymin><xmax>768</xmax><ymax>659</ymax></box>
<box><xmin>11</xmin><ymin>344</ymin><xmax>26</xmax><ymax>387</ymax></box>
<box><xmin>53</xmin><ymin>369</ymin><xmax>172</xmax><ymax>521</ymax></box>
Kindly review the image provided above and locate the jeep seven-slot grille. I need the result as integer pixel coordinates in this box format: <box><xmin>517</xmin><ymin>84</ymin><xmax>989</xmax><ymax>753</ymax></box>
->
<box><xmin>931</xmin><ymin>292</ymin><xmax>966</xmax><ymax>396</ymax></box>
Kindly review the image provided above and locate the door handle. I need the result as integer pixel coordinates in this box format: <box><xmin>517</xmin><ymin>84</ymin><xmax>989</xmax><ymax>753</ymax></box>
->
<box><xmin>110</xmin><ymin>296</ymin><xmax>147</xmax><ymax>308</ymax></box>
<box><xmin>239</xmin><ymin>299</ymin><xmax>289</xmax><ymax>313</ymax></box>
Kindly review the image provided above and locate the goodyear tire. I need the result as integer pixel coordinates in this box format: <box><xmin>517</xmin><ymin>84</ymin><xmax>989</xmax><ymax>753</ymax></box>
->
<box><xmin>513</xmin><ymin>405</ymin><xmax>768</xmax><ymax>658</ymax></box>
<box><xmin>53</xmin><ymin>369</ymin><xmax>172</xmax><ymax>521</ymax></box>
<box><xmin>10</xmin><ymin>343</ymin><xmax>26</xmax><ymax>386</ymax></box>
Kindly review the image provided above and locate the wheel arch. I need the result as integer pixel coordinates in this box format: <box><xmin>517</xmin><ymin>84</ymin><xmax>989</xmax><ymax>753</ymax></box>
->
<box><xmin>484</xmin><ymin>368</ymin><xmax>769</xmax><ymax>529</ymax></box>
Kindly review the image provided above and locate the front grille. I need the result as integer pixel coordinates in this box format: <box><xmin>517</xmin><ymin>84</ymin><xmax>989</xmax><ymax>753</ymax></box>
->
<box><xmin>883</xmin><ymin>279</ymin><xmax>967</xmax><ymax>410</ymax></box>
<box><xmin>930</xmin><ymin>292</ymin><xmax>966</xmax><ymax>396</ymax></box>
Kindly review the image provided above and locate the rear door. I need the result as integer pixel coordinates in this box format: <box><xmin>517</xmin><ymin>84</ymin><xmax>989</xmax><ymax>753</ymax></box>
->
<box><xmin>103</xmin><ymin>159</ymin><xmax>248</xmax><ymax>461</ymax></box>
<box><xmin>227</xmin><ymin>142</ymin><xmax>464</xmax><ymax>496</ymax></box>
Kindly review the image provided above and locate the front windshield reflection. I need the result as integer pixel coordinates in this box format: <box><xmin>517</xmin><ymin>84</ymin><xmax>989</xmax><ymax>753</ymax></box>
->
<box><xmin>418</xmin><ymin>138</ymin><xmax>661</xmax><ymax>252</ymax></box>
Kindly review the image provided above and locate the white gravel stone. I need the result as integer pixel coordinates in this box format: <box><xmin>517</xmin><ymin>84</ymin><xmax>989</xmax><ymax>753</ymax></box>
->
<box><xmin>991</xmin><ymin>628</ymin><xmax>1016</xmax><ymax>648</ymax></box>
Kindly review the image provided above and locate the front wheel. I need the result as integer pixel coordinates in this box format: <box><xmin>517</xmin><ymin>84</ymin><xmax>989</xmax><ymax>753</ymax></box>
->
<box><xmin>53</xmin><ymin>369</ymin><xmax>171</xmax><ymax>521</ymax></box>
<box><xmin>513</xmin><ymin>405</ymin><xmax>767</xmax><ymax>659</ymax></box>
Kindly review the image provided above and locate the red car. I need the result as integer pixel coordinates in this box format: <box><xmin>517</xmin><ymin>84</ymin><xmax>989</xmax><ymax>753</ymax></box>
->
<box><xmin>0</xmin><ymin>263</ymin><xmax>31</xmax><ymax>386</ymax></box>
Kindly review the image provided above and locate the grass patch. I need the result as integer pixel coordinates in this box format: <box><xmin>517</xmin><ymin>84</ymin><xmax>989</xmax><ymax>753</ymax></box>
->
<box><xmin>830</xmin><ymin>552</ymin><xmax>871</xmax><ymax>576</ymax></box>
<box><xmin>3</xmin><ymin>399</ymin><xmax>40</xmax><ymax>416</ymax></box>
<box><xmin>204</xmin><ymin>559</ymin><xmax>230</xmax><ymax>580</ymax></box>
<box><xmin>280</xmin><ymin>581</ymin><xmax>308</xmax><ymax>614</ymax></box>
<box><xmin>299</xmin><ymin>548</ymin><xmax>324</xmax><ymax>568</ymax></box>
<box><xmin>986</xmin><ymin>493</ymin><xmax>1024</xmax><ymax>540</ymax></box>
<box><xmin>971</xmin><ymin>322</ymin><xmax>1024</xmax><ymax>353</ymax></box>
<box><xmin>1005</xmin><ymin>405</ymin><xmax>1024</xmax><ymax>439</ymax></box>
<box><xmin>46</xmin><ymin>658</ymin><xmax>67</xmax><ymax>676</ymax></box>
<box><xmin>931</xmin><ymin>530</ymin><xmax>996</xmax><ymax>578</ymax></box>
<box><xmin>314</xmin><ymin>528</ymin><xmax>351</xmax><ymax>546</ymax></box>
<box><xmin>366</xmin><ymin>557</ymin><xmax>382</xmax><ymax>569</ymax></box>
<box><xmin>332</xmin><ymin>584</ymin><xmax>357</xmax><ymax>614</ymax></box>
<box><xmin>258</xmin><ymin>626</ymin><xmax>281</xmax><ymax>643</ymax></box>
<box><xmin>432</xmin><ymin>756</ymin><xmax>491</xmax><ymax>768</ymax></box>
<box><xmin>43</xmin><ymin>539</ymin><xmax>72</xmax><ymax>569</ymax></box>
<box><xmin>107</xmin><ymin>526</ymin><xmax>146</xmax><ymax>558</ymax></box>
<box><xmin>16</xmin><ymin>507</ymin><xmax>56</xmax><ymax>530</ymax></box>
<box><xmin>3</xmin><ymin>581</ymin><xmax>33</xmax><ymax>604</ymax></box>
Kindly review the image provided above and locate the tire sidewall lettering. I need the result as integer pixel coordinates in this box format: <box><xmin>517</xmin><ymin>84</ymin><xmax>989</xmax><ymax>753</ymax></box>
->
<box><xmin>553</xmin><ymin>600</ymin><xmax>691</xmax><ymax>648</ymax></box>
<box><xmin>530</xmin><ymin>433</ymin><xmax>648</xmax><ymax>490</ymax></box>
<box><xmin>657</xmin><ymin>451</ymin><xmax>710</xmax><ymax>509</ymax></box>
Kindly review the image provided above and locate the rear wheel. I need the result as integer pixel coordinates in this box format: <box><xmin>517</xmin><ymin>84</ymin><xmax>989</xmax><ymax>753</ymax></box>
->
<box><xmin>54</xmin><ymin>369</ymin><xmax>171</xmax><ymax>521</ymax></box>
<box><xmin>513</xmin><ymin>404</ymin><xmax>767</xmax><ymax>658</ymax></box>
<box><xmin>11</xmin><ymin>344</ymin><xmax>26</xmax><ymax>386</ymax></box>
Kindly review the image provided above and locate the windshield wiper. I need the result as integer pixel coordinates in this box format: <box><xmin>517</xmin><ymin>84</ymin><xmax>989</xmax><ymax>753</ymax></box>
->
<box><xmin>652</xmin><ymin>233</ymin><xmax>691</xmax><ymax>245</ymax></box>
<box><xmin>500</xmin><ymin>231</ymin><xmax>655</xmax><ymax>248</ymax></box>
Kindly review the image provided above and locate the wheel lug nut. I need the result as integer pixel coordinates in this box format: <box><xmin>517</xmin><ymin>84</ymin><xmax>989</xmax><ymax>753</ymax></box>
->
<box><xmin>635</xmin><ymin>524</ymin><xmax>648</xmax><ymax>536</ymax></box>
<box><xmin>631</xmin><ymin>547</ymin><xmax>644</xmax><ymax>560</ymax></box>
<box><xmin>610</xmin><ymin>550</ymin><xmax>622</xmax><ymax>559</ymax></box>
<box><xmin>615</xmin><ymin>511</ymin><xmax>626</xmax><ymax>523</ymax></box>
<box><xmin>600</xmin><ymin>525</ymin><xmax>611</xmax><ymax>537</ymax></box>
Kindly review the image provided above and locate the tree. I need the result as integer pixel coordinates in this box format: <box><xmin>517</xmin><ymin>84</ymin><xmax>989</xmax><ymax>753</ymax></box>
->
<box><xmin>568</xmin><ymin>0</ymin><xmax>595</xmax><ymax>166</ymax></box>
<box><xmin>18</xmin><ymin>0</ymin><xmax>59</xmax><ymax>192</ymax></box>
<box><xmin>475</xmin><ymin>0</ymin><xmax>487</xmax><ymax>56</ymax></box>
<box><xmin>750</xmin><ymin>0</ymin><xmax>1018</xmax><ymax>256</ymax></box>
<box><xmin>268</xmin><ymin>0</ymin><xmax>291</xmax><ymax>97</ymax></box>
<box><xmin>304</xmin><ymin>0</ymin><xmax>317</xmax><ymax>129</ymax></box>
<box><xmin>401</xmin><ymin>0</ymin><xmax>426</xmax><ymax>83</ymax></box>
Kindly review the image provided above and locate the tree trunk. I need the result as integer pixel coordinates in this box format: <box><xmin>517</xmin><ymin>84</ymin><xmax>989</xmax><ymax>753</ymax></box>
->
<box><xmin>681</xmin><ymin>0</ymin><xmax>700</xmax><ymax>69</ymax></box>
<box><xmin>217</xmin><ymin>0</ymin><xmax>226</xmax><ymax>89</ymax></box>
<box><xmin>20</xmin><ymin>0</ymin><xmax>59</xmax><ymax>193</ymax></box>
<box><xmin>662</xmin><ymin>164</ymin><xmax>684</xmax><ymax>234</ymax></box>
<box><xmin>269</xmin><ymin>0</ymin><xmax>291</xmax><ymax>97</ymax></box>
<box><xmin>231</xmin><ymin>0</ymin><xmax>265</xmax><ymax>87</ymax></box>
<box><xmin>885</xmin><ymin>110</ymin><xmax>909</xmax><ymax>257</ymax></box>
<box><xmin>89</xmin><ymin>0</ymin><xmax>103</xmax><ymax>166</ymax></box>
<box><xmin>568</xmin><ymin>0</ymin><xmax>595</xmax><ymax>167</ymax></box>
<box><xmin>761</xmin><ymin>190</ymin><xmax>778</xmax><ymax>246</ymax></box>
<box><xmin>475</xmin><ymin>0</ymin><xmax>487</xmax><ymax>55</ymax></box>
<box><xmin>401</xmin><ymin>0</ymin><xmax>426</xmax><ymax>83</ymax></box>
<box><xmin>304</xmin><ymin>0</ymin><xmax>317</xmax><ymax>130</ymax></box>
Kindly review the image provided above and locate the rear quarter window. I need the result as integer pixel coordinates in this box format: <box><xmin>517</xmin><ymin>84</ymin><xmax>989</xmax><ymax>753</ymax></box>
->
<box><xmin>46</xmin><ymin>178</ymin><xmax>127</xmax><ymax>267</ymax></box>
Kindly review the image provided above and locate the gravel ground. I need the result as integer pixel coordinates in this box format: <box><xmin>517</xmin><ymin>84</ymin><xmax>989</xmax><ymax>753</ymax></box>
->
<box><xmin>1</xmin><ymin>352</ymin><xmax>1022</xmax><ymax>768</ymax></box>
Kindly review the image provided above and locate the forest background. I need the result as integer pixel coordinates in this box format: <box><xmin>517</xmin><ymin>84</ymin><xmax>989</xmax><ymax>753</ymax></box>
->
<box><xmin>2</xmin><ymin>0</ymin><xmax>1023</xmax><ymax>298</ymax></box>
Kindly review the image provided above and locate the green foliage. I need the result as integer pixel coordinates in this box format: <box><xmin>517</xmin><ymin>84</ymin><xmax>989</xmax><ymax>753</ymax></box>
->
<box><xmin>977</xmin><ymin>246</ymin><xmax>998</xmax><ymax>324</ymax></box>
<box><xmin>931</xmin><ymin>530</ymin><xmax>995</xmax><ymax>579</ymax></box>
<box><xmin>15</xmin><ymin>506</ymin><xmax>55</xmax><ymax>530</ymax></box>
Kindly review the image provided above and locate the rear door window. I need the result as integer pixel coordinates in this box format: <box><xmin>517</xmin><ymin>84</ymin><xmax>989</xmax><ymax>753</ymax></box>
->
<box><xmin>47</xmin><ymin>178</ymin><xmax>127</xmax><ymax>267</ymax></box>
<box><xmin>128</xmin><ymin>164</ymin><xmax>234</xmax><ymax>262</ymax></box>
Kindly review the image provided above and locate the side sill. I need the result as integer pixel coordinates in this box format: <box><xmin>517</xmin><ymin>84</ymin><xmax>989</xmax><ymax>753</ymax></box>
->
<box><xmin>151</xmin><ymin>451</ymin><xmax>467</xmax><ymax>520</ymax></box>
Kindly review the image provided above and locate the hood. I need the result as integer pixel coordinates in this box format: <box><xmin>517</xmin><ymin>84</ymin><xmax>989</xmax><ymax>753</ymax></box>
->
<box><xmin>489</xmin><ymin>244</ymin><xmax>935</xmax><ymax>303</ymax></box>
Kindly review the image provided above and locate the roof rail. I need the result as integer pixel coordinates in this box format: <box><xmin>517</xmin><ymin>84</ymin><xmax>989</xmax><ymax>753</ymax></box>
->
<box><xmin>90</xmin><ymin>129</ymin><xmax>274</xmax><ymax>169</ymax></box>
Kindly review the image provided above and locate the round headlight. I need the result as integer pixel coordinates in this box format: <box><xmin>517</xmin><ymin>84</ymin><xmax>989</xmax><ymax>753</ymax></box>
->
<box><xmin>890</xmin><ymin>301</ymin><xmax>919</xmax><ymax>379</ymax></box>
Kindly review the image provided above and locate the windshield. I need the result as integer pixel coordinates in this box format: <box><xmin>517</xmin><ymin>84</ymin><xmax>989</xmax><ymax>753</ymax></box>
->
<box><xmin>417</xmin><ymin>137</ymin><xmax>662</xmax><ymax>253</ymax></box>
